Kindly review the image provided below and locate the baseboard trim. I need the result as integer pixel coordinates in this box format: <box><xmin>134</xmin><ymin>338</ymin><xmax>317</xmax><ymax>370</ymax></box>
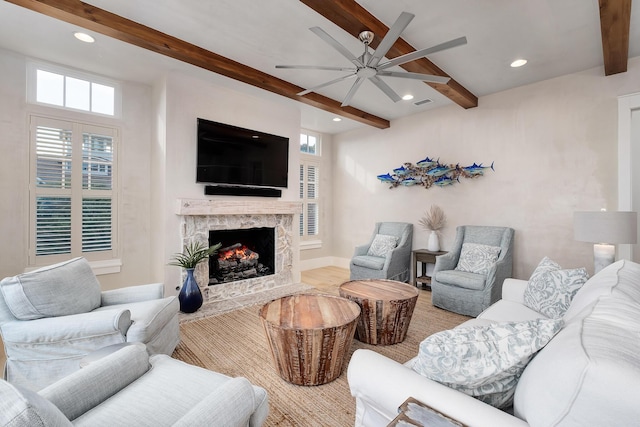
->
<box><xmin>300</xmin><ymin>256</ymin><xmax>351</xmax><ymax>271</ymax></box>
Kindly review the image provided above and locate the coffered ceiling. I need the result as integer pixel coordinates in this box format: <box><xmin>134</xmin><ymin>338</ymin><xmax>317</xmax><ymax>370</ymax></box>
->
<box><xmin>0</xmin><ymin>0</ymin><xmax>637</xmax><ymax>133</ymax></box>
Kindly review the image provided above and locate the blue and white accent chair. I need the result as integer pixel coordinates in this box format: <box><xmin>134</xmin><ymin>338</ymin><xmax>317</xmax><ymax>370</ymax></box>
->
<box><xmin>431</xmin><ymin>225</ymin><xmax>515</xmax><ymax>317</ymax></box>
<box><xmin>349</xmin><ymin>222</ymin><xmax>413</xmax><ymax>283</ymax></box>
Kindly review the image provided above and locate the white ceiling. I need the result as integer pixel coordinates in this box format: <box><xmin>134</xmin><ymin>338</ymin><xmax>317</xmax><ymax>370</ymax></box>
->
<box><xmin>0</xmin><ymin>0</ymin><xmax>638</xmax><ymax>134</ymax></box>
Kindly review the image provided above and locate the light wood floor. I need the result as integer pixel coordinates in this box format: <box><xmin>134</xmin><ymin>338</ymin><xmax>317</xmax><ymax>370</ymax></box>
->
<box><xmin>301</xmin><ymin>265</ymin><xmax>350</xmax><ymax>293</ymax></box>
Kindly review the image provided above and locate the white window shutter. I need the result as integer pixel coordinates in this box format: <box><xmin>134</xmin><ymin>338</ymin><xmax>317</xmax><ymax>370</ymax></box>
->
<box><xmin>36</xmin><ymin>197</ymin><xmax>72</xmax><ymax>255</ymax></box>
<box><xmin>36</xmin><ymin>125</ymin><xmax>73</xmax><ymax>189</ymax></box>
<box><xmin>31</xmin><ymin>116</ymin><xmax>116</xmax><ymax>262</ymax></box>
<box><xmin>307</xmin><ymin>203</ymin><xmax>318</xmax><ymax>236</ymax></box>
<box><xmin>82</xmin><ymin>132</ymin><xmax>113</xmax><ymax>190</ymax></box>
<box><xmin>82</xmin><ymin>197</ymin><xmax>112</xmax><ymax>252</ymax></box>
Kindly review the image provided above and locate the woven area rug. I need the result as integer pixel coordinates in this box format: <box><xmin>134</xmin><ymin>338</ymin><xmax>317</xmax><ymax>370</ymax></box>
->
<box><xmin>172</xmin><ymin>287</ymin><xmax>470</xmax><ymax>427</ymax></box>
<box><xmin>178</xmin><ymin>282</ymin><xmax>315</xmax><ymax>323</ymax></box>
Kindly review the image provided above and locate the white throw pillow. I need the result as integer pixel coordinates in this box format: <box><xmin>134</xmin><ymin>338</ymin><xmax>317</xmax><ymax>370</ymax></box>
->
<box><xmin>367</xmin><ymin>234</ymin><xmax>398</xmax><ymax>257</ymax></box>
<box><xmin>523</xmin><ymin>257</ymin><xmax>589</xmax><ymax>319</ymax></box>
<box><xmin>455</xmin><ymin>243</ymin><xmax>501</xmax><ymax>275</ymax></box>
<box><xmin>412</xmin><ymin>319</ymin><xmax>563</xmax><ymax>409</ymax></box>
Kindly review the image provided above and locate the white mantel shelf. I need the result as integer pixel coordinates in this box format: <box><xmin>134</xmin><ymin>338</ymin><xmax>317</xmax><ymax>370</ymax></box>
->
<box><xmin>176</xmin><ymin>199</ymin><xmax>302</xmax><ymax>216</ymax></box>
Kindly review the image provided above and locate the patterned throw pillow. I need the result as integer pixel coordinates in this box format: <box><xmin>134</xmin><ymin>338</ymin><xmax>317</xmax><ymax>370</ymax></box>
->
<box><xmin>523</xmin><ymin>257</ymin><xmax>589</xmax><ymax>318</ymax></box>
<box><xmin>527</xmin><ymin>256</ymin><xmax>561</xmax><ymax>282</ymax></box>
<box><xmin>366</xmin><ymin>234</ymin><xmax>398</xmax><ymax>257</ymax></box>
<box><xmin>412</xmin><ymin>319</ymin><xmax>563</xmax><ymax>409</ymax></box>
<box><xmin>455</xmin><ymin>243</ymin><xmax>501</xmax><ymax>275</ymax></box>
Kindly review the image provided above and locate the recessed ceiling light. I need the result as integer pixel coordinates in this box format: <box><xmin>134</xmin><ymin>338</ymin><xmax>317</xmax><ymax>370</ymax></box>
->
<box><xmin>74</xmin><ymin>32</ymin><xmax>95</xmax><ymax>43</ymax></box>
<box><xmin>332</xmin><ymin>117</ymin><xmax>342</xmax><ymax>122</ymax></box>
<box><xmin>402</xmin><ymin>94</ymin><xmax>414</xmax><ymax>101</ymax></box>
<box><xmin>510</xmin><ymin>59</ymin><xmax>527</xmax><ymax>68</ymax></box>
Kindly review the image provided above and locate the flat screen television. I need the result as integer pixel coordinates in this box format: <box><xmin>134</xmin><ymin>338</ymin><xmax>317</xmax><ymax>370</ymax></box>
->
<box><xmin>196</xmin><ymin>118</ymin><xmax>289</xmax><ymax>188</ymax></box>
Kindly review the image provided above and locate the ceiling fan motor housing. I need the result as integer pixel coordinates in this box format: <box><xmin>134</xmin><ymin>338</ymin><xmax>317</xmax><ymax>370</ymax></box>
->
<box><xmin>358</xmin><ymin>31</ymin><xmax>374</xmax><ymax>45</ymax></box>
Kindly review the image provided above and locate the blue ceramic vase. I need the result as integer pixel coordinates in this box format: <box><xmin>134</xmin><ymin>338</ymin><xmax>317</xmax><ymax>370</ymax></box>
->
<box><xmin>178</xmin><ymin>268</ymin><xmax>203</xmax><ymax>313</ymax></box>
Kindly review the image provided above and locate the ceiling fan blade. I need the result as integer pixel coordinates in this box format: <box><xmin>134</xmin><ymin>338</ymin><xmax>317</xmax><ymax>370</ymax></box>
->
<box><xmin>341</xmin><ymin>76</ymin><xmax>366</xmax><ymax>107</ymax></box>
<box><xmin>378</xmin><ymin>36</ymin><xmax>467</xmax><ymax>70</ymax></box>
<box><xmin>369</xmin><ymin>75</ymin><xmax>401</xmax><ymax>103</ymax></box>
<box><xmin>297</xmin><ymin>73</ymin><xmax>357</xmax><ymax>96</ymax></box>
<box><xmin>368</xmin><ymin>11</ymin><xmax>415</xmax><ymax>68</ymax></box>
<box><xmin>310</xmin><ymin>26</ymin><xmax>364</xmax><ymax>67</ymax></box>
<box><xmin>377</xmin><ymin>70</ymin><xmax>450</xmax><ymax>85</ymax></box>
<box><xmin>276</xmin><ymin>65</ymin><xmax>356</xmax><ymax>72</ymax></box>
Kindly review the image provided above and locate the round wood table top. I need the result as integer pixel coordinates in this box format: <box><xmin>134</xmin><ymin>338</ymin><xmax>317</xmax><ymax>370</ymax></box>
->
<box><xmin>339</xmin><ymin>279</ymin><xmax>419</xmax><ymax>301</ymax></box>
<box><xmin>259</xmin><ymin>293</ymin><xmax>360</xmax><ymax>330</ymax></box>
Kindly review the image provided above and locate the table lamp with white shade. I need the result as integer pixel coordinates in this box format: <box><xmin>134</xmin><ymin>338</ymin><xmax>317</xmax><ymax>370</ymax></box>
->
<box><xmin>574</xmin><ymin>210</ymin><xmax>638</xmax><ymax>274</ymax></box>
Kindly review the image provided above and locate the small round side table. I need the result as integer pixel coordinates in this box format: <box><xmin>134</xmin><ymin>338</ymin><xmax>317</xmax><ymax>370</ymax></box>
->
<box><xmin>259</xmin><ymin>293</ymin><xmax>360</xmax><ymax>386</ymax></box>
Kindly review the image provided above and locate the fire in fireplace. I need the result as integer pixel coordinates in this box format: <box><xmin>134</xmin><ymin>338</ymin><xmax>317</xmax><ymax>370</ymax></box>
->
<box><xmin>209</xmin><ymin>227</ymin><xmax>275</xmax><ymax>284</ymax></box>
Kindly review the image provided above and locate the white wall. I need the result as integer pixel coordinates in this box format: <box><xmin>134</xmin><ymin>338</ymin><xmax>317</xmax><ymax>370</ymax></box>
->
<box><xmin>618</xmin><ymin>99</ymin><xmax>640</xmax><ymax>262</ymax></box>
<box><xmin>0</xmin><ymin>48</ymin><xmax>154</xmax><ymax>290</ymax></box>
<box><xmin>0</xmin><ymin>50</ymin><xmax>28</xmax><ymax>279</ymax></box>
<box><xmin>150</xmin><ymin>75</ymin><xmax>168</xmax><ymax>285</ymax></box>
<box><xmin>332</xmin><ymin>58</ymin><xmax>640</xmax><ymax>278</ymax></box>
<box><xmin>160</xmin><ymin>72</ymin><xmax>302</xmax><ymax>294</ymax></box>
<box><xmin>299</xmin><ymin>133</ymin><xmax>336</xmax><ymax>269</ymax></box>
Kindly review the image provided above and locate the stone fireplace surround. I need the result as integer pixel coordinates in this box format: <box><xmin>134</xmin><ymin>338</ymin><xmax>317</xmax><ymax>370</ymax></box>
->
<box><xmin>176</xmin><ymin>199</ymin><xmax>302</xmax><ymax>302</ymax></box>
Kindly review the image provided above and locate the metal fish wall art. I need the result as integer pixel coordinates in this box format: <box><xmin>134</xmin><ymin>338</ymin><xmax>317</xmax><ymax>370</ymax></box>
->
<box><xmin>377</xmin><ymin>157</ymin><xmax>494</xmax><ymax>189</ymax></box>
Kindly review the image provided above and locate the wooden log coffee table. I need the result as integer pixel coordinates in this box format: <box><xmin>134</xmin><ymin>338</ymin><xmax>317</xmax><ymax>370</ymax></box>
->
<box><xmin>339</xmin><ymin>279</ymin><xmax>419</xmax><ymax>345</ymax></box>
<box><xmin>259</xmin><ymin>293</ymin><xmax>360</xmax><ymax>386</ymax></box>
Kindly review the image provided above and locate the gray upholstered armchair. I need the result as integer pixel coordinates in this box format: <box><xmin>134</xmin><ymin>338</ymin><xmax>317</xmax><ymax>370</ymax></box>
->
<box><xmin>350</xmin><ymin>222</ymin><xmax>413</xmax><ymax>282</ymax></box>
<box><xmin>0</xmin><ymin>257</ymin><xmax>180</xmax><ymax>390</ymax></box>
<box><xmin>431</xmin><ymin>225</ymin><xmax>514</xmax><ymax>316</ymax></box>
<box><xmin>0</xmin><ymin>343</ymin><xmax>269</xmax><ymax>427</ymax></box>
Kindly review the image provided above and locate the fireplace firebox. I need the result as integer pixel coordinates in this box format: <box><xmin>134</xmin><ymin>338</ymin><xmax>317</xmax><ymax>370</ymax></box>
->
<box><xmin>208</xmin><ymin>228</ymin><xmax>275</xmax><ymax>284</ymax></box>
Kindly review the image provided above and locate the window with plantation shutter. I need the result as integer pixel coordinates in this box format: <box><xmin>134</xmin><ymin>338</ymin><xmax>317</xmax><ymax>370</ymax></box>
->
<box><xmin>299</xmin><ymin>162</ymin><xmax>319</xmax><ymax>238</ymax></box>
<box><xmin>30</xmin><ymin>115</ymin><xmax>117</xmax><ymax>265</ymax></box>
<box><xmin>299</xmin><ymin>164</ymin><xmax>305</xmax><ymax>236</ymax></box>
<box><xmin>299</xmin><ymin>131</ymin><xmax>321</xmax><ymax>246</ymax></box>
<box><xmin>306</xmin><ymin>165</ymin><xmax>318</xmax><ymax>236</ymax></box>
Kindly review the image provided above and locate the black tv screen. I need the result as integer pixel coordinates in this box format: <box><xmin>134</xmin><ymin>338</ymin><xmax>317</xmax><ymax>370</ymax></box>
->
<box><xmin>196</xmin><ymin>118</ymin><xmax>289</xmax><ymax>188</ymax></box>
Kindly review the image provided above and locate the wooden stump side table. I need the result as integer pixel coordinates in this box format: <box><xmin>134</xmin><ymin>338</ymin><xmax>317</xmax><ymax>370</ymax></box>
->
<box><xmin>339</xmin><ymin>279</ymin><xmax>419</xmax><ymax>345</ymax></box>
<box><xmin>259</xmin><ymin>293</ymin><xmax>360</xmax><ymax>386</ymax></box>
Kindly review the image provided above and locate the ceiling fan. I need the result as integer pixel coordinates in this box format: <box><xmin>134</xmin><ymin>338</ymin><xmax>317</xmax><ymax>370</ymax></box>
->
<box><xmin>276</xmin><ymin>12</ymin><xmax>467</xmax><ymax>107</ymax></box>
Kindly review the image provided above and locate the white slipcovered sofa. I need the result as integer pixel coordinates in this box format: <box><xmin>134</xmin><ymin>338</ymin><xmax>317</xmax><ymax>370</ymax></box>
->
<box><xmin>348</xmin><ymin>259</ymin><xmax>640</xmax><ymax>426</ymax></box>
<box><xmin>0</xmin><ymin>343</ymin><xmax>269</xmax><ymax>426</ymax></box>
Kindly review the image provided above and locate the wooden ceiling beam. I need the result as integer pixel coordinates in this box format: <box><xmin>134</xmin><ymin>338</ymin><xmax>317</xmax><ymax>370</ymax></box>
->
<box><xmin>300</xmin><ymin>0</ymin><xmax>478</xmax><ymax>109</ymax></box>
<box><xmin>598</xmin><ymin>0</ymin><xmax>632</xmax><ymax>76</ymax></box>
<box><xmin>6</xmin><ymin>0</ymin><xmax>390</xmax><ymax>129</ymax></box>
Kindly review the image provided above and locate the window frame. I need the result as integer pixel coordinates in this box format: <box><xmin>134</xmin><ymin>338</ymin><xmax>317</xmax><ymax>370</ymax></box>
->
<box><xmin>27</xmin><ymin>61</ymin><xmax>122</xmax><ymax>119</ymax></box>
<box><xmin>28</xmin><ymin>114</ymin><xmax>120</xmax><ymax>272</ymax></box>
<box><xmin>299</xmin><ymin>130</ymin><xmax>321</xmax><ymax>156</ymax></box>
<box><xmin>299</xmin><ymin>130</ymin><xmax>322</xmax><ymax>250</ymax></box>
